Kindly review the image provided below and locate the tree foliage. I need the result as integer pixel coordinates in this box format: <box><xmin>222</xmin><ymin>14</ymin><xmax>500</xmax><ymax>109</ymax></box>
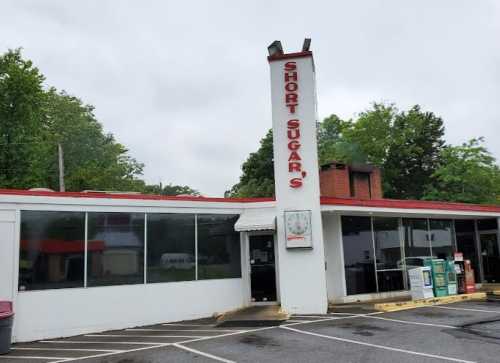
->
<box><xmin>230</xmin><ymin>102</ymin><xmax>498</xmax><ymax>204</ymax></box>
<box><xmin>423</xmin><ymin>139</ymin><xmax>500</xmax><ymax>204</ymax></box>
<box><xmin>143</xmin><ymin>183</ymin><xmax>200</xmax><ymax>196</ymax></box>
<box><xmin>0</xmin><ymin>49</ymin><xmax>197</xmax><ymax>194</ymax></box>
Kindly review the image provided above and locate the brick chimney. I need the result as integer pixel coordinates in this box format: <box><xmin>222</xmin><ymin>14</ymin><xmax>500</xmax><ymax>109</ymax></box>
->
<box><xmin>319</xmin><ymin>161</ymin><xmax>383</xmax><ymax>199</ymax></box>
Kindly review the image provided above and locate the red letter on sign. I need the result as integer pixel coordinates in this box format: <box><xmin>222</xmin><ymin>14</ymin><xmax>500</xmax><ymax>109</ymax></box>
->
<box><xmin>285</xmin><ymin>82</ymin><xmax>298</xmax><ymax>92</ymax></box>
<box><xmin>284</xmin><ymin>61</ymin><xmax>297</xmax><ymax>71</ymax></box>
<box><xmin>287</xmin><ymin>119</ymin><xmax>300</xmax><ymax>129</ymax></box>
<box><xmin>290</xmin><ymin>178</ymin><xmax>303</xmax><ymax>188</ymax></box>
<box><xmin>288</xmin><ymin>140</ymin><xmax>301</xmax><ymax>150</ymax></box>
<box><xmin>287</xmin><ymin>128</ymin><xmax>300</xmax><ymax>139</ymax></box>
<box><xmin>289</xmin><ymin>162</ymin><xmax>302</xmax><ymax>172</ymax></box>
<box><xmin>286</xmin><ymin>93</ymin><xmax>298</xmax><ymax>104</ymax></box>
<box><xmin>288</xmin><ymin>151</ymin><xmax>302</xmax><ymax>161</ymax></box>
<box><xmin>285</xmin><ymin>72</ymin><xmax>298</xmax><ymax>82</ymax></box>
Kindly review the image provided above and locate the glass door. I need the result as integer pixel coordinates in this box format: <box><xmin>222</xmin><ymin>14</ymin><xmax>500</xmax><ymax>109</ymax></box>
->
<box><xmin>481</xmin><ymin>233</ymin><xmax>500</xmax><ymax>283</ymax></box>
<box><xmin>249</xmin><ymin>234</ymin><xmax>277</xmax><ymax>302</ymax></box>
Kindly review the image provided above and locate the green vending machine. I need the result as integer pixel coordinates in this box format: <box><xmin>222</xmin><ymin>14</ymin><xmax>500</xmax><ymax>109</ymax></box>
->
<box><xmin>424</xmin><ymin>259</ymin><xmax>449</xmax><ymax>297</ymax></box>
<box><xmin>446</xmin><ymin>259</ymin><xmax>458</xmax><ymax>295</ymax></box>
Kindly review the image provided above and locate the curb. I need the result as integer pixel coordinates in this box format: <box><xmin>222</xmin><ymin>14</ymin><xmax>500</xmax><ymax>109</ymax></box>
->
<box><xmin>374</xmin><ymin>292</ymin><xmax>487</xmax><ymax>312</ymax></box>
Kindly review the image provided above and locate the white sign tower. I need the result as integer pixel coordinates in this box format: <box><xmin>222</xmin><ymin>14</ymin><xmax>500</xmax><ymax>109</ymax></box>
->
<box><xmin>268</xmin><ymin>39</ymin><xmax>328</xmax><ymax>314</ymax></box>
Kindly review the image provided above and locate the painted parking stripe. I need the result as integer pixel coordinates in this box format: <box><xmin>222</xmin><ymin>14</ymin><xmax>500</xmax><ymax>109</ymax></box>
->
<box><xmin>0</xmin><ymin>355</ymin><xmax>69</xmax><ymax>360</ymax></box>
<box><xmin>281</xmin><ymin>326</ymin><xmax>476</xmax><ymax>363</ymax></box>
<box><xmin>40</xmin><ymin>340</ymin><xmax>162</xmax><ymax>345</ymax></box>
<box><xmin>362</xmin><ymin>315</ymin><xmax>458</xmax><ymax>329</ymax></box>
<box><xmin>85</xmin><ymin>334</ymin><xmax>206</xmax><ymax>338</ymax></box>
<box><xmin>50</xmin><ymin>343</ymin><xmax>170</xmax><ymax>363</ymax></box>
<box><xmin>162</xmin><ymin>323</ymin><xmax>212</xmax><ymax>327</ymax></box>
<box><xmin>12</xmin><ymin>347</ymin><xmax>122</xmax><ymax>353</ymax></box>
<box><xmin>173</xmin><ymin>343</ymin><xmax>235</xmax><ymax>363</ymax></box>
<box><xmin>126</xmin><ymin>328</ymin><xmax>242</xmax><ymax>333</ymax></box>
<box><xmin>432</xmin><ymin>305</ymin><xmax>500</xmax><ymax>314</ymax></box>
<box><xmin>283</xmin><ymin>312</ymin><xmax>383</xmax><ymax>327</ymax></box>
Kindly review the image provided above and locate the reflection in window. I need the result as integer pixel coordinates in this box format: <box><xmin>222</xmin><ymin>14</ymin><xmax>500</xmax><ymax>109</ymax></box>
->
<box><xmin>403</xmin><ymin>219</ymin><xmax>431</xmax><ymax>259</ymax></box>
<box><xmin>455</xmin><ymin>220</ymin><xmax>479</xmax><ymax>275</ymax></box>
<box><xmin>87</xmin><ymin>213</ymin><xmax>144</xmax><ymax>287</ymax></box>
<box><xmin>197</xmin><ymin>214</ymin><xmax>241</xmax><ymax>280</ymax></box>
<box><xmin>429</xmin><ymin>219</ymin><xmax>454</xmax><ymax>260</ymax></box>
<box><xmin>373</xmin><ymin>217</ymin><xmax>401</xmax><ymax>270</ymax></box>
<box><xmin>19</xmin><ymin>211</ymin><xmax>85</xmax><ymax>291</ymax></box>
<box><xmin>377</xmin><ymin>270</ymin><xmax>404</xmax><ymax>292</ymax></box>
<box><xmin>147</xmin><ymin>214</ymin><xmax>195</xmax><ymax>283</ymax></box>
<box><xmin>341</xmin><ymin>216</ymin><xmax>376</xmax><ymax>295</ymax></box>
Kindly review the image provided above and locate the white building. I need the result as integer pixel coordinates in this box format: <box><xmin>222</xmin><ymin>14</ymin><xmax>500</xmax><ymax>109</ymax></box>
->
<box><xmin>1</xmin><ymin>42</ymin><xmax>500</xmax><ymax>342</ymax></box>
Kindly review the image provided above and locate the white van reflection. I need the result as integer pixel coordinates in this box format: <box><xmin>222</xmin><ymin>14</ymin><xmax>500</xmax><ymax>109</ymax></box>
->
<box><xmin>160</xmin><ymin>253</ymin><xmax>195</xmax><ymax>270</ymax></box>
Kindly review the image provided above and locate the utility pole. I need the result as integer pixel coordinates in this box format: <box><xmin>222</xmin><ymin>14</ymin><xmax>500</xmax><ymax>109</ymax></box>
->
<box><xmin>58</xmin><ymin>143</ymin><xmax>65</xmax><ymax>192</ymax></box>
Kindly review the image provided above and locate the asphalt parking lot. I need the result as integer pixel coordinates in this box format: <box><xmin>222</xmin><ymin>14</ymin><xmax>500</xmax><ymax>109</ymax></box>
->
<box><xmin>1</xmin><ymin>300</ymin><xmax>500</xmax><ymax>363</ymax></box>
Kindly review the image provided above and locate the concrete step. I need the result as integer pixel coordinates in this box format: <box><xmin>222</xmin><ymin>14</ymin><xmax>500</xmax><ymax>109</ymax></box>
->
<box><xmin>216</xmin><ymin>305</ymin><xmax>289</xmax><ymax>327</ymax></box>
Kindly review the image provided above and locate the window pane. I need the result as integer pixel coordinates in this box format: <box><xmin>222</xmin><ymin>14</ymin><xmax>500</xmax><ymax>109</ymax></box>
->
<box><xmin>19</xmin><ymin>211</ymin><xmax>85</xmax><ymax>291</ymax></box>
<box><xmin>341</xmin><ymin>216</ymin><xmax>376</xmax><ymax>295</ymax></box>
<box><xmin>478</xmin><ymin>219</ymin><xmax>498</xmax><ymax>231</ymax></box>
<box><xmin>429</xmin><ymin>219</ymin><xmax>454</xmax><ymax>260</ymax></box>
<box><xmin>373</xmin><ymin>217</ymin><xmax>401</xmax><ymax>270</ymax></box>
<box><xmin>87</xmin><ymin>213</ymin><xmax>144</xmax><ymax>286</ymax></box>
<box><xmin>455</xmin><ymin>220</ymin><xmax>480</xmax><ymax>274</ymax></box>
<box><xmin>377</xmin><ymin>270</ymin><xmax>404</xmax><ymax>292</ymax></box>
<box><xmin>197</xmin><ymin>214</ymin><xmax>241</xmax><ymax>279</ymax></box>
<box><xmin>147</xmin><ymin>214</ymin><xmax>195</xmax><ymax>283</ymax></box>
<box><xmin>403</xmin><ymin>219</ymin><xmax>431</xmax><ymax>261</ymax></box>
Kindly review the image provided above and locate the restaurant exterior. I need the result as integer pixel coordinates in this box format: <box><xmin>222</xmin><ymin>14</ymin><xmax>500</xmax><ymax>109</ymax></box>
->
<box><xmin>1</xmin><ymin>41</ymin><xmax>499</xmax><ymax>342</ymax></box>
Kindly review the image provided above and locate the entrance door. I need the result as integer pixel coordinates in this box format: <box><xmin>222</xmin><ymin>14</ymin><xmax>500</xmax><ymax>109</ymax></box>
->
<box><xmin>249</xmin><ymin>234</ymin><xmax>277</xmax><ymax>302</ymax></box>
<box><xmin>481</xmin><ymin>233</ymin><xmax>500</xmax><ymax>283</ymax></box>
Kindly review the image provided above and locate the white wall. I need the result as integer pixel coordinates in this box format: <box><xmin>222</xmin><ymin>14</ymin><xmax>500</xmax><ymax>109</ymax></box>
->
<box><xmin>0</xmin><ymin>210</ymin><xmax>16</xmax><ymax>302</ymax></box>
<box><xmin>322</xmin><ymin>213</ymin><xmax>346</xmax><ymax>301</ymax></box>
<box><xmin>14</xmin><ymin>278</ymin><xmax>245</xmax><ymax>342</ymax></box>
<box><xmin>269</xmin><ymin>52</ymin><xmax>328</xmax><ymax>314</ymax></box>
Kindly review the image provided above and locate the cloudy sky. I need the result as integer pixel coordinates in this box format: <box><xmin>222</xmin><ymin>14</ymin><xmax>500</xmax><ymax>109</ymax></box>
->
<box><xmin>1</xmin><ymin>1</ymin><xmax>499</xmax><ymax>196</ymax></box>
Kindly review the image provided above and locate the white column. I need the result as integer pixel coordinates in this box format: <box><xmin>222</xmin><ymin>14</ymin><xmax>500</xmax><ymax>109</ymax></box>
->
<box><xmin>268</xmin><ymin>47</ymin><xmax>328</xmax><ymax>314</ymax></box>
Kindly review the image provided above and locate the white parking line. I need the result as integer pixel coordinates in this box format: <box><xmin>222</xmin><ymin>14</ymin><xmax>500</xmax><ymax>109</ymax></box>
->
<box><xmin>281</xmin><ymin>326</ymin><xmax>476</xmax><ymax>363</ymax></box>
<box><xmin>162</xmin><ymin>323</ymin><xmax>212</xmax><ymax>327</ymax></box>
<box><xmin>362</xmin><ymin>315</ymin><xmax>459</xmax><ymax>329</ymax></box>
<box><xmin>173</xmin><ymin>343</ymin><xmax>235</xmax><ymax>363</ymax></box>
<box><xmin>127</xmin><ymin>328</ymin><xmax>241</xmax><ymax>333</ymax></box>
<box><xmin>40</xmin><ymin>340</ymin><xmax>161</xmax><ymax>345</ymax></box>
<box><xmin>13</xmin><ymin>347</ymin><xmax>121</xmax><ymax>353</ymax></box>
<box><xmin>0</xmin><ymin>355</ymin><xmax>69</xmax><ymax>360</ymax></box>
<box><xmin>85</xmin><ymin>334</ymin><xmax>206</xmax><ymax>338</ymax></box>
<box><xmin>50</xmin><ymin>343</ymin><xmax>170</xmax><ymax>363</ymax></box>
<box><xmin>432</xmin><ymin>305</ymin><xmax>500</xmax><ymax>314</ymax></box>
<box><xmin>283</xmin><ymin>312</ymin><xmax>383</xmax><ymax>327</ymax></box>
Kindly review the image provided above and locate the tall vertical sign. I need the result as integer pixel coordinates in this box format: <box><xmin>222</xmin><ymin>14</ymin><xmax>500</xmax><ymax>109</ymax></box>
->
<box><xmin>268</xmin><ymin>43</ymin><xmax>328</xmax><ymax>313</ymax></box>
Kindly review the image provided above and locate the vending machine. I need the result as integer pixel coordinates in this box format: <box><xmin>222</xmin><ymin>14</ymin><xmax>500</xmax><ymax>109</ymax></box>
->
<box><xmin>445</xmin><ymin>259</ymin><xmax>458</xmax><ymax>295</ymax></box>
<box><xmin>409</xmin><ymin>266</ymin><xmax>434</xmax><ymax>300</ymax></box>
<box><xmin>464</xmin><ymin>259</ymin><xmax>476</xmax><ymax>293</ymax></box>
<box><xmin>424</xmin><ymin>259</ymin><xmax>449</xmax><ymax>297</ymax></box>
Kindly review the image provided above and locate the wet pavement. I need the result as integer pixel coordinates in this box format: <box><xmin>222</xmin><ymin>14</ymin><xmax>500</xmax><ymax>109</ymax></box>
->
<box><xmin>1</xmin><ymin>300</ymin><xmax>500</xmax><ymax>362</ymax></box>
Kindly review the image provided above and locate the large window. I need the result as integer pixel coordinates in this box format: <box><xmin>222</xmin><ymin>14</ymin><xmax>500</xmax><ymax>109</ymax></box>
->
<box><xmin>455</xmin><ymin>220</ymin><xmax>479</xmax><ymax>275</ymax></box>
<box><xmin>19</xmin><ymin>211</ymin><xmax>85</xmax><ymax>291</ymax></box>
<box><xmin>87</xmin><ymin>213</ymin><xmax>145</xmax><ymax>287</ymax></box>
<box><xmin>197</xmin><ymin>214</ymin><xmax>241</xmax><ymax>280</ymax></box>
<box><xmin>403</xmin><ymin>219</ymin><xmax>431</xmax><ymax>259</ymax></box>
<box><xmin>147</xmin><ymin>214</ymin><xmax>196</xmax><ymax>283</ymax></box>
<box><xmin>373</xmin><ymin>217</ymin><xmax>404</xmax><ymax>292</ymax></box>
<box><xmin>429</xmin><ymin>220</ymin><xmax>454</xmax><ymax>260</ymax></box>
<box><xmin>342</xmin><ymin>216</ymin><xmax>376</xmax><ymax>295</ymax></box>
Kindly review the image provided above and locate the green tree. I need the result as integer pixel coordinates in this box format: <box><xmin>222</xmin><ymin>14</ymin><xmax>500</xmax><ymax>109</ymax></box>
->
<box><xmin>229</xmin><ymin>129</ymin><xmax>275</xmax><ymax>197</ymax></box>
<box><xmin>0</xmin><ymin>49</ymin><xmax>46</xmax><ymax>188</ymax></box>
<box><xmin>423</xmin><ymin>139</ymin><xmax>500</xmax><ymax>204</ymax></box>
<box><xmin>40</xmin><ymin>89</ymin><xmax>145</xmax><ymax>191</ymax></box>
<box><xmin>143</xmin><ymin>183</ymin><xmax>200</xmax><ymax>196</ymax></box>
<box><xmin>383</xmin><ymin>105</ymin><xmax>445</xmax><ymax>199</ymax></box>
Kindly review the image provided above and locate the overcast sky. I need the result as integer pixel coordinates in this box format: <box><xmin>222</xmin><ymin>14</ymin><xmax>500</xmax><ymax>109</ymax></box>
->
<box><xmin>1</xmin><ymin>1</ymin><xmax>499</xmax><ymax>196</ymax></box>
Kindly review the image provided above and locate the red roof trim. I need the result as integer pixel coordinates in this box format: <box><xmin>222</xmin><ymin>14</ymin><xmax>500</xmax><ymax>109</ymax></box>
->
<box><xmin>0</xmin><ymin>189</ymin><xmax>274</xmax><ymax>203</ymax></box>
<box><xmin>320</xmin><ymin>197</ymin><xmax>500</xmax><ymax>213</ymax></box>
<box><xmin>267</xmin><ymin>51</ymin><xmax>313</xmax><ymax>62</ymax></box>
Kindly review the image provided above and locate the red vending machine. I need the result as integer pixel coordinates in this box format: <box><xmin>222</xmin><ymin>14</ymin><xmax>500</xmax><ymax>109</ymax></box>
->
<box><xmin>464</xmin><ymin>260</ymin><xmax>476</xmax><ymax>293</ymax></box>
